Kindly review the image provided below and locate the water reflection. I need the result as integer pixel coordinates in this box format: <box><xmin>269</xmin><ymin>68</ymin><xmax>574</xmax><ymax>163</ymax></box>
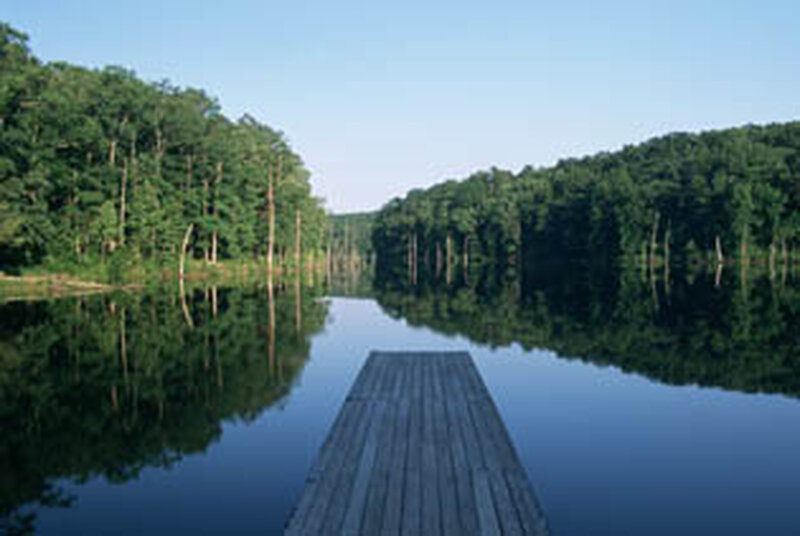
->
<box><xmin>1</xmin><ymin>264</ymin><xmax>798</xmax><ymax>534</ymax></box>
<box><xmin>0</xmin><ymin>281</ymin><xmax>327</xmax><ymax>535</ymax></box>
<box><xmin>373</xmin><ymin>265</ymin><xmax>800</xmax><ymax>399</ymax></box>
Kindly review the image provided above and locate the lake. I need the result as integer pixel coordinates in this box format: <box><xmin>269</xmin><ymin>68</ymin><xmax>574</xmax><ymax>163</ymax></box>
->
<box><xmin>1</xmin><ymin>266</ymin><xmax>799</xmax><ymax>535</ymax></box>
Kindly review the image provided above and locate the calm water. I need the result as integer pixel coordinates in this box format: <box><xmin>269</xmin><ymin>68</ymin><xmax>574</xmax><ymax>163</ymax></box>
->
<box><xmin>1</xmin><ymin>268</ymin><xmax>799</xmax><ymax>535</ymax></box>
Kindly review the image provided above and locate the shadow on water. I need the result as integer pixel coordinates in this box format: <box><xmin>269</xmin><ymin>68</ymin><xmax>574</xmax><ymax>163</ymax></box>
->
<box><xmin>0</xmin><ymin>279</ymin><xmax>328</xmax><ymax>535</ymax></box>
<box><xmin>370</xmin><ymin>262</ymin><xmax>800</xmax><ymax>399</ymax></box>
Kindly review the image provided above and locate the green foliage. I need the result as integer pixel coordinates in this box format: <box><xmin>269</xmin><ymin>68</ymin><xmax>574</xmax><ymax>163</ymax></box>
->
<box><xmin>107</xmin><ymin>248</ymin><xmax>141</xmax><ymax>284</ymax></box>
<box><xmin>373</xmin><ymin>123</ymin><xmax>800</xmax><ymax>272</ymax></box>
<box><xmin>0</xmin><ymin>22</ymin><xmax>327</xmax><ymax>277</ymax></box>
<box><xmin>329</xmin><ymin>212</ymin><xmax>375</xmax><ymax>268</ymax></box>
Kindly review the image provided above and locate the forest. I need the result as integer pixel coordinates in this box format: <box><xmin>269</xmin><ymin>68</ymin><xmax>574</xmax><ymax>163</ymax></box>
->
<box><xmin>327</xmin><ymin>212</ymin><xmax>375</xmax><ymax>272</ymax></box>
<box><xmin>372</xmin><ymin>121</ymin><xmax>800</xmax><ymax>276</ymax></box>
<box><xmin>6</xmin><ymin>19</ymin><xmax>799</xmax><ymax>285</ymax></box>
<box><xmin>0</xmin><ymin>23</ymin><xmax>328</xmax><ymax>281</ymax></box>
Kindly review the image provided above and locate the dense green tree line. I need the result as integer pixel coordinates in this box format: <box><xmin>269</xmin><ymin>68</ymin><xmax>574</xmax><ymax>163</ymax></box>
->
<box><xmin>373</xmin><ymin>122</ymin><xmax>800</xmax><ymax>275</ymax></box>
<box><xmin>0</xmin><ymin>23</ymin><xmax>327</xmax><ymax>279</ymax></box>
<box><xmin>327</xmin><ymin>212</ymin><xmax>375</xmax><ymax>272</ymax></box>
<box><xmin>373</xmin><ymin>267</ymin><xmax>800</xmax><ymax>398</ymax></box>
<box><xmin>0</xmin><ymin>282</ymin><xmax>327</xmax><ymax>534</ymax></box>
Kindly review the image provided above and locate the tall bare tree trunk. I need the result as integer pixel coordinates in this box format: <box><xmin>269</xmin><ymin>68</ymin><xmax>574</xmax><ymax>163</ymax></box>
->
<box><xmin>267</xmin><ymin>155</ymin><xmax>280</xmax><ymax>275</ymax></box>
<box><xmin>119</xmin><ymin>159</ymin><xmax>127</xmax><ymax>246</ymax></box>
<box><xmin>130</xmin><ymin>131</ymin><xmax>138</xmax><ymax>196</ymax></box>
<box><xmin>446</xmin><ymin>233</ymin><xmax>452</xmax><ymax>274</ymax></box>
<box><xmin>295</xmin><ymin>208</ymin><xmax>302</xmax><ymax>269</ymax></box>
<box><xmin>462</xmin><ymin>235</ymin><xmax>469</xmax><ymax>269</ymax></box>
<box><xmin>770</xmin><ymin>243</ymin><xmax>777</xmax><ymax>281</ymax></box>
<box><xmin>183</xmin><ymin>154</ymin><xmax>193</xmax><ymax>259</ymax></box>
<box><xmin>212</xmin><ymin>162</ymin><xmax>222</xmax><ymax>264</ymax></box>
<box><xmin>105</xmin><ymin>146</ymin><xmax>117</xmax><ymax>254</ymax></box>
<box><xmin>266</xmin><ymin>161</ymin><xmax>274</xmax><ymax>270</ymax></box>
<box><xmin>649</xmin><ymin>211</ymin><xmax>660</xmax><ymax>267</ymax></box>
<box><xmin>446</xmin><ymin>234</ymin><xmax>452</xmax><ymax>285</ymax></box>
<box><xmin>202</xmin><ymin>179</ymin><xmax>209</xmax><ymax>262</ymax></box>
<box><xmin>180</xmin><ymin>223</ymin><xmax>194</xmax><ymax>280</ymax></box>
<box><xmin>715</xmin><ymin>235</ymin><xmax>724</xmax><ymax>264</ymax></box>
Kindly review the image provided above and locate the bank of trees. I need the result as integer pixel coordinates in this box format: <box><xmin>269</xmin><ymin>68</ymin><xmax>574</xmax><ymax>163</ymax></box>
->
<box><xmin>0</xmin><ymin>23</ymin><xmax>327</xmax><ymax>278</ymax></box>
<box><xmin>327</xmin><ymin>212</ymin><xmax>375</xmax><ymax>273</ymax></box>
<box><xmin>373</xmin><ymin>122</ymin><xmax>800</xmax><ymax>275</ymax></box>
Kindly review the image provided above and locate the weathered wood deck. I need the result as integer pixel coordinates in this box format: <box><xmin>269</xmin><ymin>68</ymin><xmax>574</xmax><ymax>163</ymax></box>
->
<box><xmin>285</xmin><ymin>351</ymin><xmax>549</xmax><ymax>535</ymax></box>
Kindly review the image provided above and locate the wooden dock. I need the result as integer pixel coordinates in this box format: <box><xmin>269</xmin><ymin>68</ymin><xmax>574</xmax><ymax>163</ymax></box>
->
<box><xmin>285</xmin><ymin>351</ymin><xmax>549</xmax><ymax>535</ymax></box>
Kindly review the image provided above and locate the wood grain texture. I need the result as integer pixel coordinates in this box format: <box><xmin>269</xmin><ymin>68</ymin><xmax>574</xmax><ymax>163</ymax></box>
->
<box><xmin>285</xmin><ymin>351</ymin><xmax>549</xmax><ymax>535</ymax></box>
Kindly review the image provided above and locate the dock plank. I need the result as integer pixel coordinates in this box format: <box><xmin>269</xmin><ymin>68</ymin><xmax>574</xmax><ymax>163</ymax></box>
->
<box><xmin>380</xmin><ymin>388</ymin><xmax>410</xmax><ymax>535</ymax></box>
<box><xmin>285</xmin><ymin>351</ymin><xmax>549</xmax><ymax>535</ymax></box>
<box><xmin>324</xmin><ymin>358</ymin><xmax>395</xmax><ymax>533</ymax></box>
<box><xmin>431</xmin><ymin>356</ymin><xmax>461</xmax><ymax>536</ymax></box>
<box><xmin>360</xmin><ymin>365</ymin><xmax>404</xmax><ymax>535</ymax></box>
<box><xmin>420</xmin><ymin>358</ymin><xmax>441</xmax><ymax>535</ymax></box>
<box><xmin>401</xmin><ymin>355</ymin><xmax>423</xmax><ymax>536</ymax></box>
<box><xmin>440</xmin><ymin>358</ymin><xmax>480</xmax><ymax>535</ymax></box>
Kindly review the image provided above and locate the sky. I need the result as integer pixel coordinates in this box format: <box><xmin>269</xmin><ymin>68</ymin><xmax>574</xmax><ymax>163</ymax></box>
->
<box><xmin>5</xmin><ymin>0</ymin><xmax>800</xmax><ymax>213</ymax></box>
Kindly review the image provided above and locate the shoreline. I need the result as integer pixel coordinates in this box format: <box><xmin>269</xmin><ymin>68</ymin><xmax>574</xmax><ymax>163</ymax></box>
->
<box><xmin>0</xmin><ymin>274</ymin><xmax>139</xmax><ymax>303</ymax></box>
<box><xmin>0</xmin><ymin>262</ymin><xmax>330</xmax><ymax>303</ymax></box>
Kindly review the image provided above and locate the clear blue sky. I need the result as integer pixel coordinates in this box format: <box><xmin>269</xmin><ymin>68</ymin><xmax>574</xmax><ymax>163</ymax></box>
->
<box><xmin>6</xmin><ymin>0</ymin><xmax>799</xmax><ymax>212</ymax></box>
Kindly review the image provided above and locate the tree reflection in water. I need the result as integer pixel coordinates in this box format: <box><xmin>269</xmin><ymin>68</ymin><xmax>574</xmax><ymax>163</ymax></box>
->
<box><xmin>0</xmin><ymin>280</ymin><xmax>327</xmax><ymax>534</ymax></box>
<box><xmin>372</xmin><ymin>264</ymin><xmax>800</xmax><ymax>398</ymax></box>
